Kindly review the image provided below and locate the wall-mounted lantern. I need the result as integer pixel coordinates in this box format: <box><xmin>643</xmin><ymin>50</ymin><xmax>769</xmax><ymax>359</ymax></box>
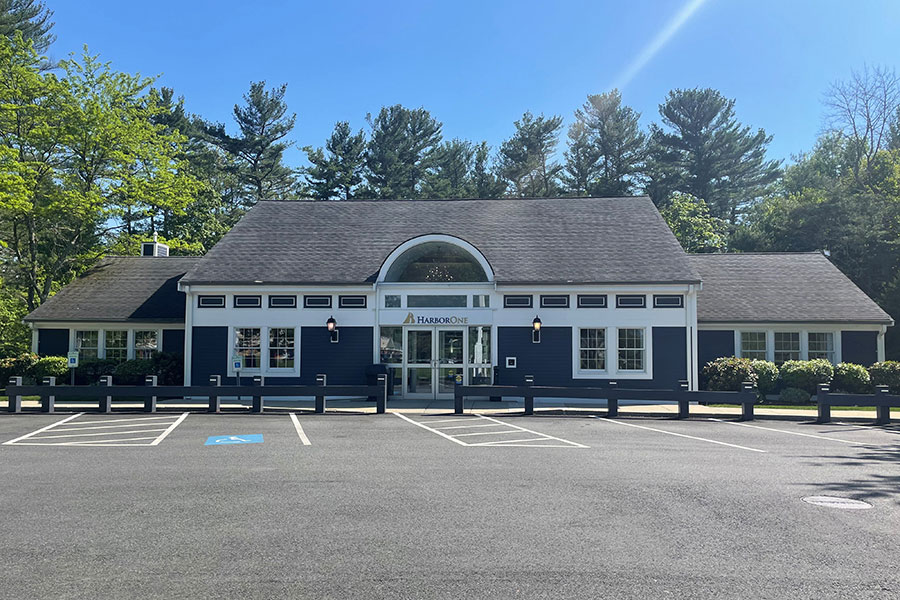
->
<box><xmin>532</xmin><ymin>315</ymin><xmax>542</xmax><ymax>343</ymax></box>
<box><xmin>326</xmin><ymin>316</ymin><xmax>339</xmax><ymax>343</ymax></box>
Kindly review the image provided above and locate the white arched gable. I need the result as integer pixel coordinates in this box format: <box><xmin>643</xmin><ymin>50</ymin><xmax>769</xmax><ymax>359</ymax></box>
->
<box><xmin>377</xmin><ymin>234</ymin><xmax>495</xmax><ymax>283</ymax></box>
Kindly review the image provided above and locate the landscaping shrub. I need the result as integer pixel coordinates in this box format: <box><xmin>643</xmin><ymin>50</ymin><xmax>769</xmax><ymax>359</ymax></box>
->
<box><xmin>152</xmin><ymin>352</ymin><xmax>184</xmax><ymax>385</ymax></box>
<box><xmin>750</xmin><ymin>360</ymin><xmax>779</xmax><ymax>397</ymax></box>
<box><xmin>113</xmin><ymin>359</ymin><xmax>156</xmax><ymax>385</ymax></box>
<box><xmin>701</xmin><ymin>357</ymin><xmax>757</xmax><ymax>391</ymax></box>
<box><xmin>869</xmin><ymin>361</ymin><xmax>900</xmax><ymax>394</ymax></box>
<box><xmin>31</xmin><ymin>356</ymin><xmax>69</xmax><ymax>382</ymax></box>
<box><xmin>779</xmin><ymin>359</ymin><xmax>834</xmax><ymax>394</ymax></box>
<box><xmin>779</xmin><ymin>387</ymin><xmax>812</xmax><ymax>404</ymax></box>
<box><xmin>0</xmin><ymin>352</ymin><xmax>39</xmax><ymax>384</ymax></box>
<box><xmin>832</xmin><ymin>363</ymin><xmax>872</xmax><ymax>394</ymax></box>
<box><xmin>74</xmin><ymin>359</ymin><xmax>119</xmax><ymax>385</ymax></box>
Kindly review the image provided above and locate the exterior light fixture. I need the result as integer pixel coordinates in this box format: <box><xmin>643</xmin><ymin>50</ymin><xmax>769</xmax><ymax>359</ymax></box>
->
<box><xmin>326</xmin><ymin>316</ymin><xmax>339</xmax><ymax>343</ymax></box>
<box><xmin>532</xmin><ymin>315</ymin><xmax>542</xmax><ymax>344</ymax></box>
<box><xmin>532</xmin><ymin>316</ymin><xmax>542</xmax><ymax>331</ymax></box>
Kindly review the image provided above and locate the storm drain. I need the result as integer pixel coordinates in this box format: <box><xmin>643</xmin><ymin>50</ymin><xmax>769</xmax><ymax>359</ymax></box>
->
<box><xmin>802</xmin><ymin>496</ymin><xmax>873</xmax><ymax>510</ymax></box>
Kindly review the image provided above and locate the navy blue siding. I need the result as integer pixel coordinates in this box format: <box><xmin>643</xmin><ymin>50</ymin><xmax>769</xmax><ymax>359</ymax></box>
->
<box><xmin>697</xmin><ymin>330</ymin><xmax>735</xmax><ymax>368</ymax></box>
<box><xmin>496</xmin><ymin>326</ymin><xmax>686</xmax><ymax>389</ymax></box>
<box><xmin>37</xmin><ymin>329</ymin><xmax>69</xmax><ymax>356</ymax></box>
<box><xmin>299</xmin><ymin>327</ymin><xmax>373</xmax><ymax>385</ymax></box>
<box><xmin>162</xmin><ymin>329</ymin><xmax>185</xmax><ymax>355</ymax></box>
<box><xmin>191</xmin><ymin>326</ymin><xmax>228</xmax><ymax>385</ymax></box>
<box><xmin>841</xmin><ymin>330</ymin><xmax>878</xmax><ymax>366</ymax></box>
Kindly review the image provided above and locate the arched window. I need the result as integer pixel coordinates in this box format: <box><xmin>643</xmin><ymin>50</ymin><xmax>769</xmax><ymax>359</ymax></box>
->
<box><xmin>382</xmin><ymin>241</ymin><xmax>489</xmax><ymax>282</ymax></box>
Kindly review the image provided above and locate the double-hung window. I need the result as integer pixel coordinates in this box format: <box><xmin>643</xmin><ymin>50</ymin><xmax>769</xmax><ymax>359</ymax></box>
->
<box><xmin>807</xmin><ymin>332</ymin><xmax>835</xmax><ymax>363</ymax></box>
<box><xmin>579</xmin><ymin>328</ymin><xmax>606</xmax><ymax>372</ymax></box>
<box><xmin>105</xmin><ymin>331</ymin><xmax>128</xmax><ymax>362</ymax></box>
<box><xmin>134</xmin><ymin>330</ymin><xmax>158</xmax><ymax>360</ymax></box>
<box><xmin>740</xmin><ymin>332</ymin><xmax>767</xmax><ymax>360</ymax></box>
<box><xmin>235</xmin><ymin>328</ymin><xmax>261</xmax><ymax>369</ymax></box>
<box><xmin>268</xmin><ymin>328</ymin><xmax>295</xmax><ymax>369</ymax></box>
<box><xmin>774</xmin><ymin>332</ymin><xmax>800</xmax><ymax>364</ymax></box>
<box><xmin>75</xmin><ymin>330</ymin><xmax>99</xmax><ymax>360</ymax></box>
<box><xmin>617</xmin><ymin>328</ymin><xmax>645</xmax><ymax>371</ymax></box>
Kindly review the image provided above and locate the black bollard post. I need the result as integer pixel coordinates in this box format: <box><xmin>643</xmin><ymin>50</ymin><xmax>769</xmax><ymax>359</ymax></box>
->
<box><xmin>42</xmin><ymin>376</ymin><xmax>56</xmax><ymax>413</ymax></box>
<box><xmin>208</xmin><ymin>375</ymin><xmax>221</xmax><ymax>413</ymax></box>
<box><xmin>315</xmin><ymin>374</ymin><xmax>326</xmax><ymax>414</ymax></box>
<box><xmin>144</xmin><ymin>375</ymin><xmax>158</xmax><ymax>413</ymax></box>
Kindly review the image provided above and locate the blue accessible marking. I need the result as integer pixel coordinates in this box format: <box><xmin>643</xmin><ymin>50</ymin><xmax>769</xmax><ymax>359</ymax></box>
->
<box><xmin>205</xmin><ymin>434</ymin><xmax>263</xmax><ymax>446</ymax></box>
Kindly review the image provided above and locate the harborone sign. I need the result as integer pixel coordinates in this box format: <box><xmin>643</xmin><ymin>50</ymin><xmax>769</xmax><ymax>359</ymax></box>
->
<box><xmin>402</xmin><ymin>312</ymin><xmax>469</xmax><ymax>325</ymax></box>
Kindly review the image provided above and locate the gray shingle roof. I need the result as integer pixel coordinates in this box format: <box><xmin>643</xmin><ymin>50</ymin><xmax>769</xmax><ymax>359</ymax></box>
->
<box><xmin>24</xmin><ymin>257</ymin><xmax>200</xmax><ymax>323</ymax></box>
<box><xmin>689</xmin><ymin>253</ymin><xmax>892</xmax><ymax>324</ymax></box>
<box><xmin>180</xmin><ymin>197</ymin><xmax>701</xmax><ymax>285</ymax></box>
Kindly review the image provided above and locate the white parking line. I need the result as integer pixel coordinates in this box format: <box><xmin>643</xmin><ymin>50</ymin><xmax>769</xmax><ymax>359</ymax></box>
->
<box><xmin>289</xmin><ymin>413</ymin><xmax>312</xmax><ymax>446</ymax></box>
<box><xmin>3</xmin><ymin>413</ymin><xmax>84</xmax><ymax>445</ymax></box>
<box><xmin>476</xmin><ymin>415</ymin><xmax>589</xmax><ymax>448</ymax></box>
<box><xmin>30</xmin><ymin>428</ymin><xmax>169</xmax><ymax>440</ymax></box>
<box><xmin>709</xmin><ymin>418</ymin><xmax>864</xmax><ymax>446</ymax></box>
<box><xmin>395</xmin><ymin>413</ymin><xmax>587</xmax><ymax>448</ymax></box>
<box><xmin>394</xmin><ymin>413</ymin><xmax>468</xmax><ymax>445</ymax></box>
<box><xmin>597</xmin><ymin>417</ymin><xmax>767</xmax><ymax>453</ymax></box>
<box><xmin>419</xmin><ymin>418</ymin><xmax>474</xmax><ymax>424</ymax></box>
<box><xmin>150</xmin><ymin>413</ymin><xmax>189</xmax><ymax>446</ymax></box>
<box><xmin>433</xmin><ymin>423</ymin><xmax>505</xmax><ymax>430</ymax></box>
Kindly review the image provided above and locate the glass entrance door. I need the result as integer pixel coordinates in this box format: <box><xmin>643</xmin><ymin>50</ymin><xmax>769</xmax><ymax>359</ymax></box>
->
<box><xmin>405</xmin><ymin>329</ymin><xmax>433</xmax><ymax>398</ymax></box>
<box><xmin>436</xmin><ymin>328</ymin><xmax>464</xmax><ymax>398</ymax></box>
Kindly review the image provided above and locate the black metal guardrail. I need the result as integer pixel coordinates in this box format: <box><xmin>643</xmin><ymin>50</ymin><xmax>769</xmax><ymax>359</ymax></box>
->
<box><xmin>5</xmin><ymin>373</ymin><xmax>388</xmax><ymax>415</ymax></box>
<box><xmin>816</xmin><ymin>384</ymin><xmax>900</xmax><ymax>425</ymax></box>
<box><xmin>454</xmin><ymin>378</ymin><xmax>758</xmax><ymax>419</ymax></box>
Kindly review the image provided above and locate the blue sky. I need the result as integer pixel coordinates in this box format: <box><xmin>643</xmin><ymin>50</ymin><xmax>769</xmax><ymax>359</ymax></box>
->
<box><xmin>51</xmin><ymin>0</ymin><xmax>900</xmax><ymax>167</ymax></box>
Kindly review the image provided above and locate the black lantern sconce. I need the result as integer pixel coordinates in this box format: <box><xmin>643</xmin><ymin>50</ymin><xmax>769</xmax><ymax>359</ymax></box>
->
<box><xmin>326</xmin><ymin>316</ymin><xmax>339</xmax><ymax>343</ymax></box>
<box><xmin>532</xmin><ymin>315</ymin><xmax>542</xmax><ymax>343</ymax></box>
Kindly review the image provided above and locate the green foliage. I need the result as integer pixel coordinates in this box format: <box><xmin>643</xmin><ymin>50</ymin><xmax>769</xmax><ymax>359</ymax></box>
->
<box><xmin>779</xmin><ymin>387</ymin><xmax>812</xmax><ymax>405</ymax></box>
<box><xmin>74</xmin><ymin>359</ymin><xmax>119</xmax><ymax>385</ymax></box>
<box><xmin>563</xmin><ymin>90</ymin><xmax>646</xmax><ymax>196</ymax></box>
<box><xmin>779</xmin><ymin>359</ymin><xmax>834</xmax><ymax>394</ymax></box>
<box><xmin>701</xmin><ymin>357</ymin><xmax>757</xmax><ymax>391</ymax></box>
<box><xmin>868</xmin><ymin>361</ymin><xmax>900</xmax><ymax>393</ymax></box>
<box><xmin>0</xmin><ymin>351</ymin><xmax>37</xmax><ymax>383</ymax></box>
<box><xmin>646</xmin><ymin>88</ymin><xmax>781</xmax><ymax>223</ymax></box>
<box><xmin>113</xmin><ymin>358</ymin><xmax>156</xmax><ymax>385</ymax></box>
<box><xmin>660</xmin><ymin>193</ymin><xmax>727</xmax><ymax>253</ymax></box>
<box><xmin>152</xmin><ymin>352</ymin><xmax>184</xmax><ymax>385</ymax></box>
<box><xmin>0</xmin><ymin>281</ymin><xmax>29</xmax><ymax>356</ymax></box>
<box><xmin>0</xmin><ymin>0</ymin><xmax>54</xmax><ymax>53</ymax></box>
<box><xmin>750</xmin><ymin>360</ymin><xmax>779</xmax><ymax>396</ymax></box>
<box><xmin>303</xmin><ymin>121</ymin><xmax>367</xmax><ymax>201</ymax></box>
<box><xmin>31</xmin><ymin>355</ymin><xmax>67</xmax><ymax>380</ymax></box>
<box><xmin>832</xmin><ymin>362</ymin><xmax>872</xmax><ymax>394</ymax></box>
<box><xmin>497</xmin><ymin>111</ymin><xmax>564</xmax><ymax>198</ymax></box>
<box><xmin>364</xmin><ymin>105</ymin><xmax>443</xmax><ymax>199</ymax></box>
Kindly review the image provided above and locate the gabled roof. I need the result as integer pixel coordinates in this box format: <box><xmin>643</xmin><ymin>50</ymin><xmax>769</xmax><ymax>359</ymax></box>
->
<box><xmin>24</xmin><ymin>257</ymin><xmax>200</xmax><ymax>323</ymax></box>
<box><xmin>688</xmin><ymin>253</ymin><xmax>892</xmax><ymax>325</ymax></box>
<box><xmin>179</xmin><ymin>197</ymin><xmax>701</xmax><ymax>285</ymax></box>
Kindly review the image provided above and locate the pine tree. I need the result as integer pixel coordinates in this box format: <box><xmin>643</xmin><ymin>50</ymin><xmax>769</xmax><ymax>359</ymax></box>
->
<box><xmin>0</xmin><ymin>0</ymin><xmax>54</xmax><ymax>53</ymax></box>
<box><xmin>497</xmin><ymin>111</ymin><xmax>564</xmax><ymax>197</ymax></box>
<box><xmin>646</xmin><ymin>88</ymin><xmax>781</xmax><ymax>222</ymax></box>
<box><xmin>203</xmin><ymin>81</ymin><xmax>297</xmax><ymax>205</ymax></box>
<box><xmin>561</xmin><ymin>120</ymin><xmax>600</xmax><ymax>196</ymax></box>
<box><xmin>365</xmin><ymin>105</ymin><xmax>442</xmax><ymax>199</ymax></box>
<box><xmin>304</xmin><ymin>121</ymin><xmax>366</xmax><ymax>200</ymax></box>
<box><xmin>422</xmin><ymin>139</ymin><xmax>476</xmax><ymax>198</ymax></box>
<box><xmin>472</xmin><ymin>141</ymin><xmax>506</xmax><ymax>199</ymax></box>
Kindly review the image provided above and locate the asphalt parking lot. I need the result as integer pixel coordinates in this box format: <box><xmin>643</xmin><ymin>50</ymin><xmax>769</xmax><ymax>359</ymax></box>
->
<box><xmin>1</xmin><ymin>411</ymin><xmax>899</xmax><ymax>599</ymax></box>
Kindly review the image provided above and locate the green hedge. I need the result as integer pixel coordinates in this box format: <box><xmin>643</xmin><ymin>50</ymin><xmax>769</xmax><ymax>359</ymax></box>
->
<box><xmin>779</xmin><ymin>359</ymin><xmax>834</xmax><ymax>394</ymax></box>
<box><xmin>832</xmin><ymin>363</ymin><xmax>872</xmax><ymax>394</ymax></box>
<box><xmin>31</xmin><ymin>356</ymin><xmax>69</xmax><ymax>381</ymax></box>
<box><xmin>780</xmin><ymin>387</ymin><xmax>812</xmax><ymax>404</ymax></box>
<box><xmin>701</xmin><ymin>357</ymin><xmax>757</xmax><ymax>391</ymax></box>
<box><xmin>869</xmin><ymin>361</ymin><xmax>900</xmax><ymax>394</ymax></box>
<box><xmin>0</xmin><ymin>352</ymin><xmax>39</xmax><ymax>384</ymax></box>
<box><xmin>112</xmin><ymin>358</ymin><xmax>156</xmax><ymax>385</ymax></box>
<box><xmin>750</xmin><ymin>360</ymin><xmax>779</xmax><ymax>396</ymax></box>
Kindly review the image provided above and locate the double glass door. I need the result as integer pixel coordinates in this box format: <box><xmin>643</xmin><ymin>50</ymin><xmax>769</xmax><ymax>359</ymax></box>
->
<box><xmin>405</xmin><ymin>328</ymin><xmax>464</xmax><ymax>399</ymax></box>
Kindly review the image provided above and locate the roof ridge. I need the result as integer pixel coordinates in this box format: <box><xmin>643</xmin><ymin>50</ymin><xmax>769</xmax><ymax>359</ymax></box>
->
<box><xmin>255</xmin><ymin>196</ymin><xmax>652</xmax><ymax>205</ymax></box>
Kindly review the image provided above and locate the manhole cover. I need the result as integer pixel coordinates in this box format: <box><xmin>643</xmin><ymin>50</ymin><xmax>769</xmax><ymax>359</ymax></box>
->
<box><xmin>802</xmin><ymin>496</ymin><xmax>872</xmax><ymax>509</ymax></box>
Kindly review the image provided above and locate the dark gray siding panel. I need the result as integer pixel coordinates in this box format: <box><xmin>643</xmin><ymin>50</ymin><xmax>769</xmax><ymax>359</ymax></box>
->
<box><xmin>495</xmin><ymin>326</ymin><xmax>686</xmax><ymax>389</ymax></box>
<box><xmin>300</xmin><ymin>326</ymin><xmax>373</xmax><ymax>385</ymax></box>
<box><xmin>38</xmin><ymin>329</ymin><xmax>69</xmax><ymax>356</ymax></box>
<box><xmin>162</xmin><ymin>329</ymin><xmax>185</xmax><ymax>355</ymax></box>
<box><xmin>698</xmin><ymin>330</ymin><xmax>735</xmax><ymax>368</ymax></box>
<box><xmin>191</xmin><ymin>326</ymin><xmax>228</xmax><ymax>385</ymax></box>
<box><xmin>841</xmin><ymin>330</ymin><xmax>878</xmax><ymax>366</ymax></box>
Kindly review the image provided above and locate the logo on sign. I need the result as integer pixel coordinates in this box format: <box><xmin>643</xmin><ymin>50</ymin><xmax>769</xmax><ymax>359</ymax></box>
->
<box><xmin>67</xmin><ymin>351</ymin><xmax>79</xmax><ymax>368</ymax></box>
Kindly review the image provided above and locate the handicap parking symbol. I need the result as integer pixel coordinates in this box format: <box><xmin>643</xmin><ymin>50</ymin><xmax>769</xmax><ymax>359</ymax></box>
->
<box><xmin>205</xmin><ymin>434</ymin><xmax>264</xmax><ymax>446</ymax></box>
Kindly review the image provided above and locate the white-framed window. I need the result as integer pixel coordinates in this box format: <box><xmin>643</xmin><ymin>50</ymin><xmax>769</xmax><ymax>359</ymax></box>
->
<box><xmin>198</xmin><ymin>295</ymin><xmax>225</xmax><ymax>308</ymax></box>
<box><xmin>268</xmin><ymin>328</ymin><xmax>295</xmax><ymax>369</ymax></box>
<box><xmin>617</xmin><ymin>328</ymin><xmax>645</xmax><ymax>371</ymax></box>
<box><xmin>616</xmin><ymin>295</ymin><xmax>646</xmax><ymax>308</ymax></box>
<box><xmin>807</xmin><ymin>332</ymin><xmax>835</xmax><ymax>362</ymax></box>
<box><xmin>384</xmin><ymin>295</ymin><xmax>401</xmax><ymax>308</ymax></box>
<box><xmin>653</xmin><ymin>294</ymin><xmax>684</xmax><ymax>308</ymax></box>
<box><xmin>540</xmin><ymin>294</ymin><xmax>570</xmax><ymax>308</ymax></box>
<box><xmin>473</xmin><ymin>294</ymin><xmax>490</xmax><ymax>308</ymax></box>
<box><xmin>234</xmin><ymin>295</ymin><xmax>262</xmax><ymax>308</ymax></box>
<box><xmin>577</xmin><ymin>294</ymin><xmax>607</xmax><ymax>308</ymax></box>
<box><xmin>578</xmin><ymin>328</ymin><xmax>607</xmax><ymax>372</ymax></box>
<box><xmin>235</xmin><ymin>327</ymin><xmax>262</xmax><ymax>369</ymax></box>
<box><xmin>740</xmin><ymin>331</ymin><xmax>767</xmax><ymax>360</ymax></box>
<box><xmin>104</xmin><ymin>330</ymin><xmax>128</xmax><ymax>362</ymax></box>
<box><xmin>304</xmin><ymin>295</ymin><xmax>332</xmax><ymax>308</ymax></box>
<box><xmin>268</xmin><ymin>295</ymin><xmax>297</xmax><ymax>308</ymax></box>
<box><xmin>75</xmin><ymin>330</ymin><xmax>99</xmax><ymax>360</ymax></box>
<box><xmin>774</xmin><ymin>332</ymin><xmax>801</xmax><ymax>364</ymax></box>
<box><xmin>134</xmin><ymin>330</ymin><xmax>159</xmax><ymax>360</ymax></box>
<box><xmin>338</xmin><ymin>295</ymin><xmax>367</xmax><ymax>308</ymax></box>
<box><xmin>503</xmin><ymin>295</ymin><xmax>533</xmax><ymax>308</ymax></box>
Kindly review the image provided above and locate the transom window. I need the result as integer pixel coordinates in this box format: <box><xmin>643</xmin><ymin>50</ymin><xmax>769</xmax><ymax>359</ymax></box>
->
<box><xmin>383</xmin><ymin>241</ymin><xmax>488</xmax><ymax>282</ymax></box>
<box><xmin>407</xmin><ymin>295</ymin><xmax>467</xmax><ymax>308</ymax></box>
<box><xmin>134</xmin><ymin>330</ymin><xmax>158</xmax><ymax>360</ymax></box>
<box><xmin>579</xmin><ymin>328</ymin><xmax>607</xmax><ymax>371</ymax></box>
<box><xmin>740</xmin><ymin>332</ymin><xmax>767</xmax><ymax>360</ymax></box>
<box><xmin>235</xmin><ymin>328</ymin><xmax>261</xmax><ymax>369</ymax></box>
<box><xmin>104</xmin><ymin>330</ymin><xmax>128</xmax><ymax>362</ymax></box>
<box><xmin>807</xmin><ymin>332</ymin><xmax>835</xmax><ymax>362</ymax></box>
<box><xmin>268</xmin><ymin>328</ymin><xmax>295</xmax><ymax>369</ymax></box>
<box><xmin>774</xmin><ymin>332</ymin><xmax>801</xmax><ymax>364</ymax></box>
<box><xmin>618</xmin><ymin>328</ymin><xmax>645</xmax><ymax>371</ymax></box>
<box><xmin>75</xmin><ymin>330</ymin><xmax>99</xmax><ymax>360</ymax></box>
